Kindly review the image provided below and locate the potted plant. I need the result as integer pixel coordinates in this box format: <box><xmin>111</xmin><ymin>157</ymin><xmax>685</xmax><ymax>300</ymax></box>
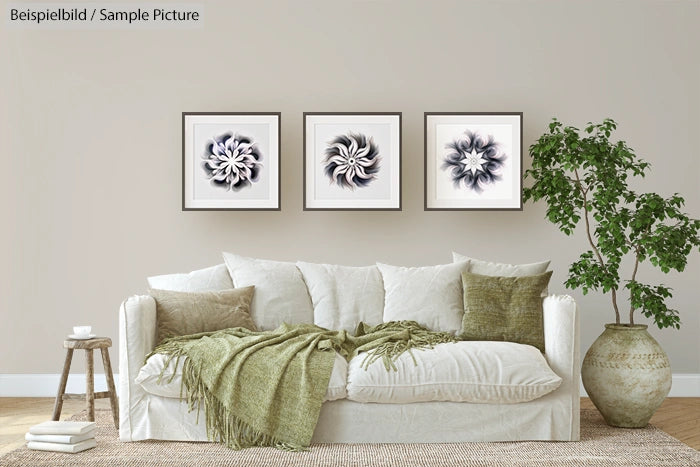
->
<box><xmin>523</xmin><ymin>118</ymin><xmax>700</xmax><ymax>427</ymax></box>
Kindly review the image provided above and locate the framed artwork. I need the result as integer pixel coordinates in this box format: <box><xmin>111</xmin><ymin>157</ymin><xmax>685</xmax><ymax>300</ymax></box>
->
<box><xmin>424</xmin><ymin>112</ymin><xmax>523</xmax><ymax>210</ymax></box>
<box><xmin>182</xmin><ymin>112</ymin><xmax>280</xmax><ymax>210</ymax></box>
<box><xmin>304</xmin><ymin>112</ymin><xmax>402</xmax><ymax>210</ymax></box>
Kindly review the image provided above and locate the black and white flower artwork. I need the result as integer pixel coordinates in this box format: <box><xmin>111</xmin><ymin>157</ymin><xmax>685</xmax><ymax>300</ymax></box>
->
<box><xmin>442</xmin><ymin>130</ymin><xmax>506</xmax><ymax>193</ymax></box>
<box><xmin>322</xmin><ymin>132</ymin><xmax>381</xmax><ymax>190</ymax></box>
<box><xmin>182</xmin><ymin>112</ymin><xmax>280</xmax><ymax>210</ymax></box>
<box><xmin>424</xmin><ymin>113</ymin><xmax>522</xmax><ymax>210</ymax></box>
<box><xmin>201</xmin><ymin>132</ymin><xmax>263</xmax><ymax>191</ymax></box>
<box><xmin>304</xmin><ymin>113</ymin><xmax>401</xmax><ymax>210</ymax></box>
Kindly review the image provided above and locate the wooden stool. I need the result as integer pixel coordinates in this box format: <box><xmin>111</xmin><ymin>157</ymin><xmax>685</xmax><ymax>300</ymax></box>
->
<box><xmin>51</xmin><ymin>337</ymin><xmax>119</xmax><ymax>429</ymax></box>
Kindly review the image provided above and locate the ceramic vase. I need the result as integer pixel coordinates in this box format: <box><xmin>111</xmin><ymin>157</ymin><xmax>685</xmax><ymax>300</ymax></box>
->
<box><xmin>581</xmin><ymin>323</ymin><xmax>671</xmax><ymax>427</ymax></box>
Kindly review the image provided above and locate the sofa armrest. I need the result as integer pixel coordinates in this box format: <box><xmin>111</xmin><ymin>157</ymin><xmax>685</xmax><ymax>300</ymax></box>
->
<box><xmin>118</xmin><ymin>295</ymin><xmax>157</xmax><ymax>441</ymax></box>
<box><xmin>543</xmin><ymin>294</ymin><xmax>580</xmax><ymax>439</ymax></box>
<box><xmin>543</xmin><ymin>294</ymin><xmax>580</xmax><ymax>384</ymax></box>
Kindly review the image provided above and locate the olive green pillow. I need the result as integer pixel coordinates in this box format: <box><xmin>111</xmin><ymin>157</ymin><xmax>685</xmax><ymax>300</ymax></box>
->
<box><xmin>459</xmin><ymin>271</ymin><xmax>553</xmax><ymax>352</ymax></box>
<box><xmin>150</xmin><ymin>286</ymin><xmax>257</xmax><ymax>343</ymax></box>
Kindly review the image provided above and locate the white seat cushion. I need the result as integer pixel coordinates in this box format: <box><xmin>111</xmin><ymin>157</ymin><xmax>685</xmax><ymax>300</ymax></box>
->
<box><xmin>297</xmin><ymin>262</ymin><xmax>384</xmax><ymax>333</ymax></box>
<box><xmin>135</xmin><ymin>353</ymin><xmax>187</xmax><ymax>399</ymax></box>
<box><xmin>136</xmin><ymin>351</ymin><xmax>348</xmax><ymax>402</ymax></box>
<box><xmin>346</xmin><ymin>341</ymin><xmax>562</xmax><ymax>404</ymax></box>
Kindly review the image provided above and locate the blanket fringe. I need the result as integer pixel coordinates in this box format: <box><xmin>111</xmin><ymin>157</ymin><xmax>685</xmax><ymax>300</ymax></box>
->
<box><xmin>359</xmin><ymin>321</ymin><xmax>457</xmax><ymax>371</ymax></box>
<box><xmin>152</xmin><ymin>343</ymin><xmax>306</xmax><ymax>451</ymax></box>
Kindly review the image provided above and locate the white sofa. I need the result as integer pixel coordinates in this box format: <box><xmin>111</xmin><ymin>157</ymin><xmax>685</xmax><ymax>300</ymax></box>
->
<box><xmin>119</xmin><ymin>259</ymin><xmax>580</xmax><ymax>444</ymax></box>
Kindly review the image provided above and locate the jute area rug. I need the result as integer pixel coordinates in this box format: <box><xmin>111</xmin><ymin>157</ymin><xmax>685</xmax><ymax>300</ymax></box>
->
<box><xmin>1</xmin><ymin>409</ymin><xmax>698</xmax><ymax>467</ymax></box>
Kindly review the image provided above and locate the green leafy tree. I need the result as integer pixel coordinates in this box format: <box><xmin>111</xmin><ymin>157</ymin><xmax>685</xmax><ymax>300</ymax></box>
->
<box><xmin>524</xmin><ymin>118</ymin><xmax>700</xmax><ymax>329</ymax></box>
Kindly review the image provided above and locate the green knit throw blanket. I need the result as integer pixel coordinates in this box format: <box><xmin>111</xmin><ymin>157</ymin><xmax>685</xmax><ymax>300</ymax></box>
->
<box><xmin>149</xmin><ymin>320</ymin><xmax>455</xmax><ymax>451</ymax></box>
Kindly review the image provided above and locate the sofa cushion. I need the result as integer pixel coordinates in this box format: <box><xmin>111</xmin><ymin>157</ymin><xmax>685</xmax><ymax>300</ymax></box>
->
<box><xmin>149</xmin><ymin>287</ymin><xmax>257</xmax><ymax>343</ymax></box>
<box><xmin>346</xmin><ymin>341</ymin><xmax>561</xmax><ymax>404</ymax></box>
<box><xmin>147</xmin><ymin>264</ymin><xmax>234</xmax><ymax>292</ymax></box>
<box><xmin>377</xmin><ymin>261</ymin><xmax>469</xmax><ymax>333</ymax></box>
<box><xmin>136</xmin><ymin>351</ymin><xmax>348</xmax><ymax>402</ymax></box>
<box><xmin>222</xmin><ymin>253</ymin><xmax>314</xmax><ymax>330</ymax></box>
<box><xmin>459</xmin><ymin>271</ymin><xmax>553</xmax><ymax>352</ymax></box>
<box><xmin>135</xmin><ymin>353</ymin><xmax>187</xmax><ymax>399</ymax></box>
<box><xmin>452</xmin><ymin>253</ymin><xmax>551</xmax><ymax>296</ymax></box>
<box><xmin>452</xmin><ymin>253</ymin><xmax>551</xmax><ymax>276</ymax></box>
<box><xmin>297</xmin><ymin>262</ymin><xmax>384</xmax><ymax>333</ymax></box>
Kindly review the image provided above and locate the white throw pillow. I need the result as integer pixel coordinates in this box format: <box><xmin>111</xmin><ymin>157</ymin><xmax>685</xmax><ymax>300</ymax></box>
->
<box><xmin>147</xmin><ymin>264</ymin><xmax>233</xmax><ymax>292</ymax></box>
<box><xmin>452</xmin><ymin>252</ymin><xmax>550</xmax><ymax>276</ymax></box>
<box><xmin>222</xmin><ymin>253</ymin><xmax>313</xmax><ymax>330</ymax></box>
<box><xmin>377</xmin><ymin>261</ymin><xmax>469</xmax><ymax>333</ymax></box>
<box><xmin>297</xmin><ymin>262</ymin><xmax>384</xmax><ymax>333</ymax></box>
<box><xmin>346</xmin><ymin>341</ymin><xmax>562</xmax><ymax>404</ymax></box>
<box><xmin>452</xmin><ymin>253</ymin><xmax>551</xmax><ymax>296</ymax></box>
<box><xmin>136</xmin><ymin>351</ymin><xmax>348</xmax><ymax>402</ymax></box>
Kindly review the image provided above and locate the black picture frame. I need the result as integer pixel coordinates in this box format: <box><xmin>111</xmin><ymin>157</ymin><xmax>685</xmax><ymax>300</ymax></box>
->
<box><xmin>424</xmin><ymin>112</ymin><xmax>523</xmax><ymax>211</ymax></box>
<box><xmin>182</xmin><ymin>112</ymin><xmax>281</xmax><ymax>211</ymax></box>
<box><xmin>303</xmin><ymin>112</ymin><xmax>402</xmax><ymax>211</ymax></box>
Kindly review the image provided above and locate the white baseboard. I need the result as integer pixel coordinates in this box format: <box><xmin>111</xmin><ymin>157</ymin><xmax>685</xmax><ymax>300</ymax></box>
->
<box><xmin>1</xmin><ymin>373</ymin><xmax>698</xmax><ymax>397</ymax></box>
<box><xmin>579</xmin><ymin>373</ymin><xmax>700</xmax><ymax>398</ymax></box>
<box><xmin>0</xmin><ymin>374</ymin><xmax>121</xmax><ymax>397</ymax></box>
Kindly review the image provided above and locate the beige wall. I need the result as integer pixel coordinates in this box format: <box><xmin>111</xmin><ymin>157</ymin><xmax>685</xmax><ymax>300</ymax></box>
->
<box><xmin>1</xmin><ymin>0</ymin><xmax>698</xmax><ymax>375</ymax></box>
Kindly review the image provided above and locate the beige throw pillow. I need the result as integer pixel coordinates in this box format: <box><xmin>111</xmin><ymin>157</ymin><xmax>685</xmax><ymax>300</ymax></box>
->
<box><xmin>459</xmin><ymin>271</ymin><xmax>552</xmax><ymax>352</ymax></box>
<box><xmin>150</xmin><ymin>287</ymin><xmax>257</xmax><ymax>343</ymax></box>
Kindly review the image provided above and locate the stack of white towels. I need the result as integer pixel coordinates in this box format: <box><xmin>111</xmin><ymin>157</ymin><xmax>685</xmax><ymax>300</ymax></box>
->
<box><xmin>26</xmin><ymin>421</ymin><xmax>96</xmax><ymax>453</ymax></box>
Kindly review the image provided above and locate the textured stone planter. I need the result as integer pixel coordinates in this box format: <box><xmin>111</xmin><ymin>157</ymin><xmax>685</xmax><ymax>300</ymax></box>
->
<box><xmin>581</xmin><ymin>324</ymin><xmax>671</xmax><ymax>428</ymax></box>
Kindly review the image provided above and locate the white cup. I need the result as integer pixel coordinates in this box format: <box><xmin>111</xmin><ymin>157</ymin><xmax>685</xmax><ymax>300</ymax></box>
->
<box><xmin>73</xmin><ymin>325</ymin><xmax>92</xmax><ymax>338</ymax></box>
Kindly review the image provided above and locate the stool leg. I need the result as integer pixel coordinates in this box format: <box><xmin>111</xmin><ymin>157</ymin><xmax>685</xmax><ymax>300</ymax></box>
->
<box><xmin>85</xmin><ymin>349</ymin><xmax>95</xmax><ymax>422</ymax></box>
<box><xmin>51</xmin><ymin>349</ymin><xmax>73</xmax><ymax>421</ymax></box>
<box><xmin>100</xmin><ymin>347</ymin><xmax>120</xmax><ymax>429</ymax></box>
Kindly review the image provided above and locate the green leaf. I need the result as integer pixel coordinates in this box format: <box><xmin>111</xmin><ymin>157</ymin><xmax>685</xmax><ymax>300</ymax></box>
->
<box><xmin>523</xmin><ymin>117</ymin><xmax>700</xmax><ymax>330</ymax></box>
